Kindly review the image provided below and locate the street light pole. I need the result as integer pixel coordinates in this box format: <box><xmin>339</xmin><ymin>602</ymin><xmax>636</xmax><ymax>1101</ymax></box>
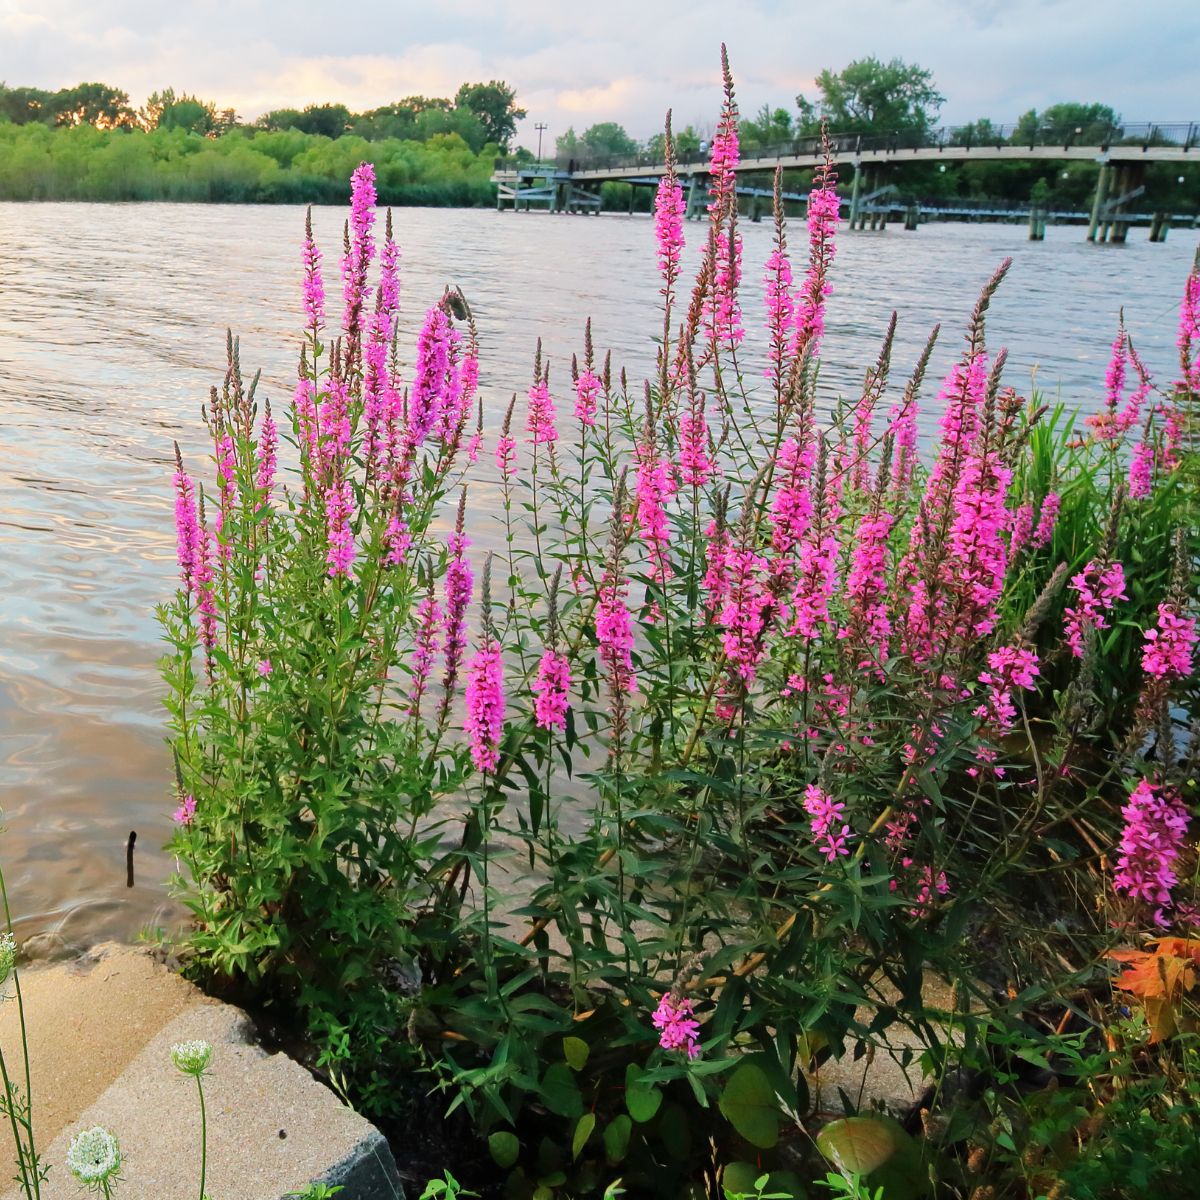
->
<box><xmin>535</xmin><ymin>122</ymin><xmax>548</xmax><ymax>163</ymax></box>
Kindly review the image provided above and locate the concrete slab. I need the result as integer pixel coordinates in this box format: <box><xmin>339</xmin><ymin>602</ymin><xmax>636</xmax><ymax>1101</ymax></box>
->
<box><xmin>0</xmin><ymin>945</ymin><xmax>404</xmax><ymax>1200</ymax></box>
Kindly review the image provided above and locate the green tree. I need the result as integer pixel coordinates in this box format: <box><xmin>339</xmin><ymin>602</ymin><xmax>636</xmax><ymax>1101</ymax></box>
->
<box><xmin>740</xmin><ymin>103</ymin><xmax>793</xmax><ymax>149</ymax></box>
<box><xmin>454</xmin><ymin>81</ymin><xmax>525</xmax><ymax>150</ymax></box>
<box><xmin>1012</xmin><ymin>103</ymin><xmax>1120</xmax><ymax>146</ymax></box>
<box><xmin>796</xmin><ymin>56</ymin><xmax>944</xmax><ymax>136</ymax></box>
<box><xmin>53</xmin><ymin>82</ymin><xmax>136</xmax><ymax>129</ymax></box>
<box><xmin>143</xmin><ymin>88</ymin><xmax>218</xmax><ymax>134</ymax></box>
<box><xmin>577</xmin><ymin>122</ymin><xmax>638</xmax><ymax>157</ymax></box>
<box><xmin>555</xmin><ymin>126</ymin><xmax>579</xmax><ymax>156</ymax></box>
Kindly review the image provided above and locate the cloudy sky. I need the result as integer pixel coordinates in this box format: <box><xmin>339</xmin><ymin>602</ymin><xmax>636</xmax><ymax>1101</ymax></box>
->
<box><xmin>2</xmin><ymin>0</ymin><xmax>1197</xmax><ymax>146</ymax></box>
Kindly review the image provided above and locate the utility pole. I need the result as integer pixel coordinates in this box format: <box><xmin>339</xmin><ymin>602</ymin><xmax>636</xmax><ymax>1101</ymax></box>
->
<box><xmin>535</xmin><ymin>122</ymin><xmax>548</xmax><ymax>163</ymax></box>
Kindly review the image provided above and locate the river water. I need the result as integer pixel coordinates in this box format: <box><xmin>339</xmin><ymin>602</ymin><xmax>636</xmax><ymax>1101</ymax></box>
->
<box><xmin>0</xmin><ymin>201</ymin><xmax>1196</xmax><ymax>949</ymax></box>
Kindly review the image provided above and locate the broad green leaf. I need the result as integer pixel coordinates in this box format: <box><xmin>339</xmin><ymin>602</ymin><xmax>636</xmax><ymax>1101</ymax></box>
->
<box><xmin>815</xmin><ymin>1114</ymin><xmax>911</xmax><ymax>1177</ymax></box>
<box><xmin>602</xmin><ymin>1115</ymin><xmax>632</xmax><ymax>1165</ymax></box>
<box><xmin>488</xmin><ymin>1131</ymin><xmax>520</xmax><ymax>1169</ymax></box>
<box><xmin>624</xmin><ymin>1063</ymin><xmax>663</xmax><ymax>1123</ymax></box>
<box><xmin>562</xmin><ymin>1036</ymin><xmax>589</xmax><ymax>1071</ymax></box>
<box><xmin>540</xmin><ymin>1063</ymin><xmax>583</xmax><ymax>1119</ymax></box>
<box><xmin>718</xmin><ymin>1063</ymin><xmax>779</xmax><ymax>1149</ymax></box>
<box><xmin>572</xmin><ymin>1112</ymin><xmax>596</xmax><ymax>1161</ymax></box>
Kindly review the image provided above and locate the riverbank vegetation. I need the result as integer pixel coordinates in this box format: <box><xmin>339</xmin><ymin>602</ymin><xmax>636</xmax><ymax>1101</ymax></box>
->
<box><xmin>155</xmin><ymin>49</ymin><xmax>1200</xmax><ymax>1200</ymax></box>
<box><xmin>0</xmin><ymin>79</ymin><xmax>524</xmax><ymax>204</ymax></box>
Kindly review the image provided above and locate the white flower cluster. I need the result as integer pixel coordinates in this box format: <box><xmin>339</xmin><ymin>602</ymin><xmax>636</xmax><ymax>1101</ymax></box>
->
<box><xmin>66</xmin><ymin>1126</ymin><xmax>121</xmax><ymax>1189</ymax></box>
<box><xmin>170</xmin><ymin>1039</ymin><xmax>213</xmax><ymax>1077</ymax></box>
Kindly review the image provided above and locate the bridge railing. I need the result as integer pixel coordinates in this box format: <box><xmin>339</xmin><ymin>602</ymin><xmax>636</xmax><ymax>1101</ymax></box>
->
<box><xmin>495</xmin><ymin>121</ymin><xmax>1197</xmax><ymax>176</ymax></box>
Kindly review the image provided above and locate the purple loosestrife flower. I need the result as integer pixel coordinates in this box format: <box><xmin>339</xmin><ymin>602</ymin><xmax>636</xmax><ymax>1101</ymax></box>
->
<box><xmin>974</xmin><ymin>644</ymin><xmax>1040</xmax><ymax>732</ymax></box>
<box><xmin>257</xmin><ymin>658</ymin><xmax>272</xmax><ymax>677</ymax></box>
<box><xmin>794</xmin><ymin>156</ymin><xmax>839</xmax><ymax>360</ymax></box>
<box><xmin>526</xmin><ymin>372</ymin><xmax>558</xmax><ymax>446</ymax></box>
<box><xmin>341</xmin><ymin>162</ymin><xmax>377</xmax><ymax>343</ymax></box>
<box><xmin>440</xmin><ymin>520</ymin><xmax>473</xmax><ymax>713</ymax></box>
<box><xmin>1114</xmin><ymin>778</ymin><xmax>1190</xmax><ymax>925</ymax></box>
<box><xmin>886</xmin><ymin>392</ymin><xmax>919</xmax><ymax>499</ymax></box>
<box><xmin>173</xmin><ymin>457</ymin><xmax>218</xmax><ymax>654</ymax></box>
<box><xmin>256</xmin><ymin>402</ymin><xmax>277</xmax><ymax>509</ymax></box>
<box><xmin>677</xmin><ymin>391</ymin><xmax>713</xmax><ymax>487</ymax></box>
<box><xmin>495</xmin><ymin>433</ymin><xmax>517</xmax><ymax>477</ymax></box>
<box><xmin>1129</xmin><ymin>437</ymin><xmax>1156</xmax><ymax>498</ymax></box>
<box><xmin>702</xmin><ymin>519</ymin><xmax>731</xmax><ymax>617</ymax></box>
<box><xmin>841</xmin><ymin>509</ymin><xmax>896</xmax><ymax>668</ymax></box>
<box><xmin>1142</xmin><ymin>602</ymin><xmax>1197</xmax><ymax>681</ymax></box>
<box><xmin>596</xmin><ymin>579</ymin><xmax>637</xmax><ymax>696</ymax></box>
<box><xmin>532</xmin><ymin>648</ymin><xmax>571</xmax><ymax>732</ymax></box>
<box><xmin>702</xmin><ymin>51</ymin><xmax>744</xmax><ymax>349</ymax></box>
<box><xmin>653</xmin><ymin>121</ymin><xmax>686</xmax><ymax>297</ymax></box>
<box><xmin>172</xmin><ymin>794</ymin><xmax>197</xmax><ymax>826</ymax></box>
<box><xmin>652</xmin><ymin>993</ymin><xmax>701</xmax><ymax>1059</ymax></box>
<box><xmin>718</xmin><ymin>545</ymin><xmax>770</xmax><ymax>685</ymax></box>
<box><xmin>464</xmin><ymin>640</ymin><xmax>505</xmax><ymax>773</ymax></box>
<box><xmin>408</xmin><ymin>305</ymin><xmax>454</xmax><ymax>448</ymax></box>
<box><xmin>1031</xmin><ymin>492</ymin><xmax>1059</xmax><ymax>548</ymax></box>
<box><xmin>1086</xmin><ymin>322</ymin><xmax>1128</xmax><ymax>441</ymax></box>
<box><xmin>768</xmin><ymin>437</ymin><xmax>812</xmax><ymax>559</ymax></box>
<box><xmin>1177</xmin><ymin>256</ymin><xmax>1200</xmax><ymax>394</ymax></box>
<box><xmin>301</xmin><ymin>209</ymin><xmax>325</xmax><ymax>331</ymax></box>
<box><xmin>634</xmin><ymin>427</ymin><xmax>675</xmax><ymax>582</ymax></box>
<box><xmin>410</xmin><ymin>591</ymin><xmax>442</xmax><ymax>713</ymax></box>
<box><xmin>574</xmin><ymin>368</ymin><xmax>602</xmax><ymax>428</ymax></box>
<box><xmin>803</xmin><ymin>784</ymin><xmax>852</xmax><ymax>862</ymax></box>
<box><xmin>1063</xmin><ymin>560</ymin><xmax>1127</xmax><ymax>658</ymax></box>
<box><xmin>764</xmin><ymin>235</ymin><xmax>795</xmax><ymax>395</ymax></box>
<box><xmin>324</xmin><ymin>479</ymin><xmax>356</xmax><ymax>578</ymax></box>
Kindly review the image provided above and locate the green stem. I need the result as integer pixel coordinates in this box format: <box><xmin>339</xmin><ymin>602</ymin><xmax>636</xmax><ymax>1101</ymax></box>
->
<box><xmin>197</xmin><ymin>1075</ymin><xmax>208</xmax><ymax>1200</ymax></box>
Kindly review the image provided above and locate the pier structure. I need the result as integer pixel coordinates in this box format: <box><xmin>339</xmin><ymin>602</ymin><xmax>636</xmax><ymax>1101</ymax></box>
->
<box><xmin>492</xmin><ymin>120</ymin><xmax>1199</xmax><ymax>241</ymax></box>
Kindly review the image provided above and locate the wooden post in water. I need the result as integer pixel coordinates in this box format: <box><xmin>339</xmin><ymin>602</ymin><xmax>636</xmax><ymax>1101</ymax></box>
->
<box><xmin>1087</xmin><ymin>160</ymin><xmax>1110</xmax><ymax>242</ymax></box>
<box><xmin>1028</xmin><ymin>204</ymin><xmax>1046</xmax><ymax>240</ymax></box>
<box><xmin>904</xmin><ymin>205</ymin><xmax>919</xmax><ymax>231</ymax></box>
<box><xmin>1149</xmin><ymin>212</ymin><xmax>1169</xmax><ymax>242</ymax></box>
<box><xmin>848</xmin><ymin>161</ymin><xmax>862</xmax><ymax>230</ymax></box>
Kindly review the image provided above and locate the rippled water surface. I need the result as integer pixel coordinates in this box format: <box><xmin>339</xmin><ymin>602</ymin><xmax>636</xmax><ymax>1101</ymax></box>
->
<box><xmin>0</xmin><ymin>200</ymin><xmax>1196</xmax><ymax>947</ymax></box>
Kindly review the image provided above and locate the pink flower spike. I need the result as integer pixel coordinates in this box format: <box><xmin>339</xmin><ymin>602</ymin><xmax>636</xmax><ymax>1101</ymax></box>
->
<box><xmin>172</xmin><ymin>794</ymin><xmax>197</xmax><ymax>826</ymax></box>
<box><xmin>464</xmin><ymin>640</ymin><xmax>505</xmax><ymax>773</ymax></box>
<box><xmin>532</xmin><ymin>647</ymin><xmax>571</xmax><ymax>732</ymax></box>
<box><xmin>257</xmin><ymin>659</ymin><xmax>272</xmax><ymax>677</ymax></box>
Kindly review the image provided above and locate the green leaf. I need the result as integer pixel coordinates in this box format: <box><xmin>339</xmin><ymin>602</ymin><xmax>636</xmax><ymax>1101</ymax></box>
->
<box><xmin>658</xmin><ymin>1102</ymin><xmax>691</xmax><ymax>1161</ymax></box>
<box><xmin>602</xmin><ymin>1115</ymin><xmax>632</xmax><ymax>1165</ymax></box>
<box><xmin>562</xmin><ymin>1036</ymin><xmax>590</xmax><ymax>1071</ymax></box>
<box><xmin>815</xmin><ymin>1114</ymin><xmax>908</xmax><ymax>1176</ymax></box>
<box><xmin>624</xmin><ymin>1063</ymin><xmax>663</xmax><ymax>1123</ymax></box>
<box><xmin>572</xmin><ymin>1112</ymin><xmax>596</xmax><ymax>1161</ymax></box>
<box><xmin>540</xmin><ymin>1062</ymin><xmax>583</xmax><ymax>1119</ymax></box>
<box><xmin>488</xmin><ymin>1131</ymin><xmax>520</xmax><ymax>1169</ymax></box>
<box><xmin>718</xmin><ymin>1063</ymin><xmax>780</xmax><ymax>1149</ymax></box>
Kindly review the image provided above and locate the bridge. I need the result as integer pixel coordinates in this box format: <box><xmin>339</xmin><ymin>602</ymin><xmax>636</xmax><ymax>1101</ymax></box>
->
<box><xmin>491</xmin><ymin>119</ymin><xmax>1199</xmax><ymax>242</ymax></box>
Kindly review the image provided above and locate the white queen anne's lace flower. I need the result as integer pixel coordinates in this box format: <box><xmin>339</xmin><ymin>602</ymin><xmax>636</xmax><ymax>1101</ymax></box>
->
<box><xmin>170</xmin><ymin>1039</ymin><xmax>213</xmax><ymax>1077</ymax></box>
<box><xmin>66</xmin><ymin>1126</ymin><xmax>121</xmax><ymax>1190</ymax></box>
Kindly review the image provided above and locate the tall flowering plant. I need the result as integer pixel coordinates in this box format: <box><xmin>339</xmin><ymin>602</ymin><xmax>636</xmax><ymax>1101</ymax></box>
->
<box><xmin>162</xmin><ymin>165</ymin><xmax>485</xmax><ymax>1086</ymax></box>
<box><xmin>163</xmin><ymin>57</ymin><xmax>1199</xmax><ymax>1188</ymax></box>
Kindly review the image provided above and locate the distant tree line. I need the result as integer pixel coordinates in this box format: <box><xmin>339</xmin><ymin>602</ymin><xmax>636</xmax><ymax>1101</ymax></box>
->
<box><xmin>0</xmin><ymin>78</ymin><xmax>525</xmax><ymax>150</ymax></box>
<box><xmin>0</xmin><ymin>77</ymin><xmax>527</xmax><ymax>204</ymax></box>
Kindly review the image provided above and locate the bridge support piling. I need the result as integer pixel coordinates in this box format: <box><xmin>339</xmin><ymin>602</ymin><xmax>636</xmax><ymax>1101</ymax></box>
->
<box><xmin>684</xmin><ymin>173</ymin><xmax>700</xmax><ymax>221</ymax></box>
<box><xmin>1149</xmin><ymin>212</ymin><xmax>1169</xmax><ymax>242</ymax></box>
<box><xmin>1087</xmin><ymin>161</ymin><xmax>1110</xmax><ymax>242</ymax></box>
<box><xmin>1028</xmin><ymin>205</ymin><xmax>1046</xmax><ymax>241</ymax></box>
<box><xmin>848</xmin><ymin>162</ymin><xmax>862</xmax><ymax>229</ymax></box>
<box><xmin>904</xmin><ymin>205</ymin><xmax>919</xmax><ymax>231</ymax></box>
